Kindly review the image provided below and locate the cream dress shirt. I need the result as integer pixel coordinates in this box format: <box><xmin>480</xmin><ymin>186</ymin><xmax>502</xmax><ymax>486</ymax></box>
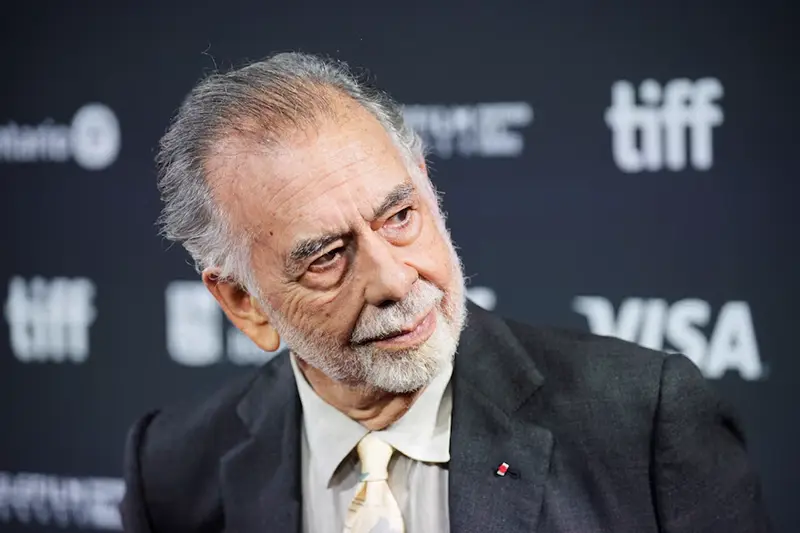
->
<box><xmin>290</xmin><ymin>353</ymin><xmax>453</xmax><ymax>533</ymax></box>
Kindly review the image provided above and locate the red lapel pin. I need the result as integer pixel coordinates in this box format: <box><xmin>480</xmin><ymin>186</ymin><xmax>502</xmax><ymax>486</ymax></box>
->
<box><xmin>495</xmin><ymin>462</ymin><xmax>509</xmax><ymax>476</ymax></box>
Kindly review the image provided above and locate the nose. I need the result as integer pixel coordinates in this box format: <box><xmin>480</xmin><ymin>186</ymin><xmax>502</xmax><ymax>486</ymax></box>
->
<box><xmin>361</xmin><ymin>235</ymin><xmax>418</xmax><ymax>307</ymax></box>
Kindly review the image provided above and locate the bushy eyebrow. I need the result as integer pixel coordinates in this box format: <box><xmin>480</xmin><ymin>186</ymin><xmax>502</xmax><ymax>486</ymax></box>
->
<box><xmin>371</xmin><ymin>182</ymin><xmax>415</xmax><ymax>220</ymax></box>
<box><xmin>288</xmin><ymin>233</ymin><xmax>346</xmax><ymax>266</ymax></box>
<box><xmin>284</xmin><ymin>181</ymin><xmax>416</xmax><ymax>273</ymax></box>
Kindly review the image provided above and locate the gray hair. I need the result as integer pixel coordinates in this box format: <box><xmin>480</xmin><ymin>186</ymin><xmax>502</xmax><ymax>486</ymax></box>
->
<box><xmin>155</xmin><ymin>52</ymin><xmax>430</xmax><ymax>294</ymax></box>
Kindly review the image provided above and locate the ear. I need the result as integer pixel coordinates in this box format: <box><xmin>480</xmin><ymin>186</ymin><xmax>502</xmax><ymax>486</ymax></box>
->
<box><xmin>201</xmin><ymin>269</ymin><xmax>281</xmax><ymax>352</ymax></box>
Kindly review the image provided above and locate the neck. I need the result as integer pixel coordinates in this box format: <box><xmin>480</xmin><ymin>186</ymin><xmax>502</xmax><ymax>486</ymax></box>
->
<box><xmin>295</xmin><ymin>356</ymin><xmax>423</xmax><ymax>431</ymax></box>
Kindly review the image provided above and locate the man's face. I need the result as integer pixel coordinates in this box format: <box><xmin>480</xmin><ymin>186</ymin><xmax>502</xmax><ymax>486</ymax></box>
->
<box><xmin>211</xmin><ymin>99</ymin><xmax>466</xmax><ymax>392</ymax></box>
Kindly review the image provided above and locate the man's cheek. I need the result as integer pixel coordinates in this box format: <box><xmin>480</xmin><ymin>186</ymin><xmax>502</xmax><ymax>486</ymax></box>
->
<box><xmin>271</xmin><ymin>290</ymin><xmax>311</xmax><ymax>327</ymax></box>
<box><xmin>305</xmin><ymin>293</ymin><xmax>360</xmax><ymax>340</ymax></box>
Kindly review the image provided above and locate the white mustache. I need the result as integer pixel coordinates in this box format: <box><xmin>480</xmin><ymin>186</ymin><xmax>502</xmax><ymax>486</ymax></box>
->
<box><xmin>350</xmin><ymin>280</ymin><xmax>443</xmax><ymax>344</ymax></box>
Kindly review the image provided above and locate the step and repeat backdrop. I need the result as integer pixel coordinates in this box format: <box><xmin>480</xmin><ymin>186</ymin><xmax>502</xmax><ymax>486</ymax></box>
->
<box><xmin>1</xmin><ymin>2</ymin><xmax>796</xmax><ymax>532</ymax></box>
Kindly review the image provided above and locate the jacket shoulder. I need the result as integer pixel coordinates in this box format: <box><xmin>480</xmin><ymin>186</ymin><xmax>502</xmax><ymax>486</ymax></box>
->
<box><xmin>122</xmin><ymin>355</ymin><xmax>287</xmax><ymax>531</ymax></box>
<box><xmin>143</xmin><ymin>369</ymin><xmax>256</xmax><ymax>457</ymax></box>
<box><xmin>500</xmin><ymin>319</ymin><xmax>678</xmax><ymax>467</ymax></box>
<box><xmin>504</xmin><ymin>319</ymin><xmax>669</xmax><ymax>396</ymax></box>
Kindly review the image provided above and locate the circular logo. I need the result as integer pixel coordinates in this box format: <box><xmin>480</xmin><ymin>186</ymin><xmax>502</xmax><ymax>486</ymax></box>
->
<box><xmin>70</xmin><ymin>103</ymin><xmax>121</xmax><ymax>170</ymax></box>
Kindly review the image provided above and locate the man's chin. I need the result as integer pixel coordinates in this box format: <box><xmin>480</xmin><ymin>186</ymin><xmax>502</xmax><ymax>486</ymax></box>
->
<box><xmin>360</xmin><ymin>327</ymin><xmax>456</xmax><ymax>392</ymax></box>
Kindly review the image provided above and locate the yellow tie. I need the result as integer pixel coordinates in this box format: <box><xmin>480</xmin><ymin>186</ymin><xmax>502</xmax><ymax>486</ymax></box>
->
<box><xmin>343</xmin><ymin>433</ymin><xmax>405</xmax><ymax>533</ymax></box>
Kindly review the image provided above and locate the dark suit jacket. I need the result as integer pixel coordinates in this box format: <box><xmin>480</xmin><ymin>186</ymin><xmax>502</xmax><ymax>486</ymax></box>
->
<box><xmin>120</xmin><ymin>302</ymin><xmax>771</xmax><ymax>532</ymax></box>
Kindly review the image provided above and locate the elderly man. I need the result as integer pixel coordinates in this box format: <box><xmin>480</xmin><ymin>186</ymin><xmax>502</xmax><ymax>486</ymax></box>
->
<box><xmin>120</xmin><ymin>52</ymin><xmax>770</xmax><ymax>533</ymax></box>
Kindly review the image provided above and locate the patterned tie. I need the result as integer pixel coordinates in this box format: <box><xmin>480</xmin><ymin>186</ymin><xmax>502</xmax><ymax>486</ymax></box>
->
<box><xmin>343</xmin><ymin>433</ymin><xmax>405</xmax><ymax>533</ymax></box>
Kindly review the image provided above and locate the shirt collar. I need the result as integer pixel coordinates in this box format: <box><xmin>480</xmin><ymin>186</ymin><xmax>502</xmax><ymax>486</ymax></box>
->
<box><xmin>290</xmin><ymin>353</ymin><xmax>453</xmax><ymax>486</ymax></box>
<box><xmin>374</xmin><ymin>358</ymin><xmax>453</xmax><ymax>464</ymax></box>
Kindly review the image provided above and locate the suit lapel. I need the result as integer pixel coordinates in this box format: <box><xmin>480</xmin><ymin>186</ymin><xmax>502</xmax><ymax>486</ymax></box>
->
<box><xmin>449</xmin><ymin>303</ymin><xmax>553</xmax><ymax>533</ymax></box>
<box><xmin>220</xmin><ymin>354</ymin><xmax>302</xmax><ymax>533</ymax></box>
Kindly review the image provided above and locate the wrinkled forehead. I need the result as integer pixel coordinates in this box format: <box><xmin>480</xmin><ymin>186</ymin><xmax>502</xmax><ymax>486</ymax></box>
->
<box><xmin>206</xmin><ymin>107</ymin><xmax>415</xmax><ymax>257</ymax></box>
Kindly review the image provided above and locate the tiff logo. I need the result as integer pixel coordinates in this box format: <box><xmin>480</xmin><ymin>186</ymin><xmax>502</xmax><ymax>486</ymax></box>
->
<box><xmin>3</xmin><ymin>276</ymin><xmax>97</xmax><ymax>363</ymax></box>
<box><xmin>605</xmin><ymin>78</ymin><xmax>724</xmax><ymax>172</ymax></box>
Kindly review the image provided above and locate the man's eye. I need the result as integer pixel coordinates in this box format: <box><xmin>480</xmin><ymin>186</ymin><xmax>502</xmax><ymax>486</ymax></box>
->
<box><xmin>388</xmin><ymin>207</ymin><xmax>412</xmax><ymax>226</ymax></box>
<box><xmin>310</xmin><ymin>248</ymin><xmax>342</xmax><ymax>269</ymax></box>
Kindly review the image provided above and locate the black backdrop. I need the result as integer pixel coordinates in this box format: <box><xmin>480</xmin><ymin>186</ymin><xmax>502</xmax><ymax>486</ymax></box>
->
<box><xmin>1</xmin><ymin>2</ymin><xmax>797</xmax><ymax>531</ymax></box>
